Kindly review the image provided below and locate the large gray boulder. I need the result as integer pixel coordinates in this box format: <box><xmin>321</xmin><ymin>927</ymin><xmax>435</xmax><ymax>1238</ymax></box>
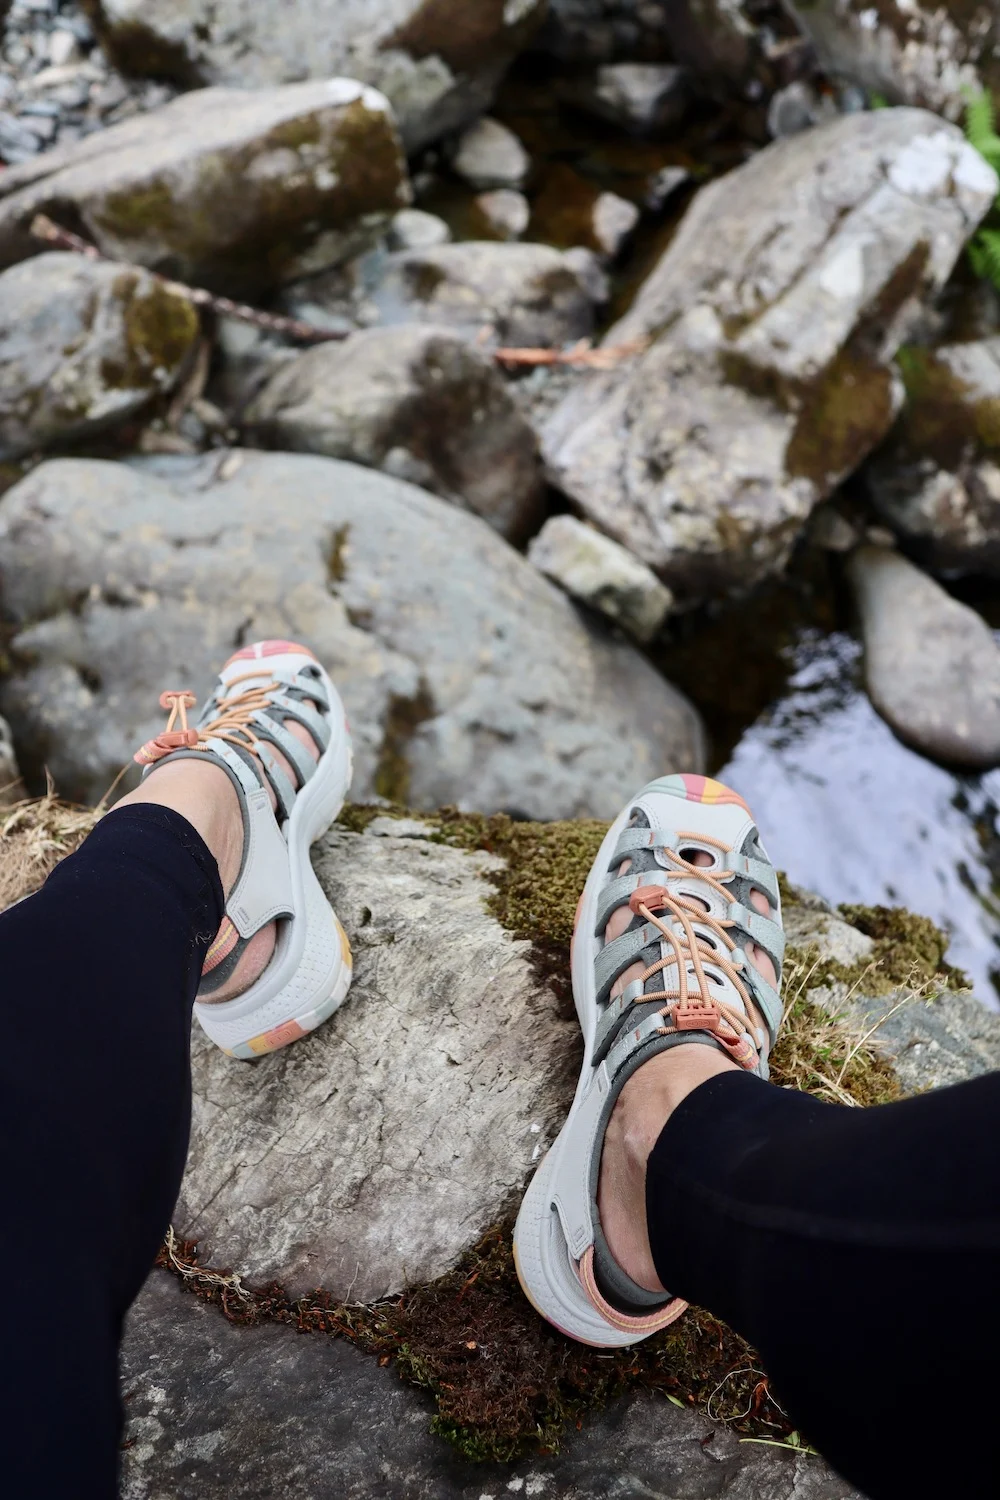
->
<box><xmin>0</xmin><ymin>251</ymin><xmax>199</xmax><ymax>460</ymax></box>
<box><xmin>0</xmin><ymin>80</ymin><xmax>410</xmax><ymax>296</ymax></box>
<box><xmin>866</xmin><ymin>338</ymin><xmax>1000</xmax><ymax>576</ymax></box>
<box><xmin>179</xmin><ymin>820</ymin><xmax>575</xmax><ymax>1300</ymax></box>
<box><xmin>0</xmin><ymin>452</ymin><xmax>705</xmax><ymax>814</ymax></box>
<box><xmin>371</xmin><ymin>241</ymin><xmax>597</xmax><ymax>348</ymax></box>
<box><xmin>784</xmin><ymin>0</ymin><xmax>997</xmax><ymax>121</ymax></box>
<box><xmin>82</xmin><ymin>0</ymin><xmax>547</xmax><ymax>151</ymax></box>
<box><xmin>243</xmin><ymin>325</ymin><xmax>544</xmax><ymax>542</ymax></box>
<box><xmin>848</xmin><ymin>544</ymin><xmax>1000</xmax><ymax>769</ymax></box>
<box><xmin>543</xmin><ymin>109</ymin><xmax>997</xmax><ymax>607</ymax></box>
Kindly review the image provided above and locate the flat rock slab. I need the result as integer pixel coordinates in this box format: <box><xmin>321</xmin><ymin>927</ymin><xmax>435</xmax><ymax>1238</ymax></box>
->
<box><xmin>120</xmin><ymin>1272</ymin><xmax>862</xmax><ymax>1499</ymax></box>
<box><xmin>543</xmin><ymin>109</ymin><xmax>996</xmax><ymax>606</ymax></box>
<box><xmin>86</xmin><ymin>0</ymin><xmax>547</xmax><ymax>151</ymax></box>
<box><xmin>0</xmin><ymin>451</ymin><xmax>704</xmax><ymax>815</ymax></box>
<box><xmin>180</xmin><ymin>821</ymin><xmax>577</xmax><ymax>1300</ymax></box>
<box><xmin>0</xmin><ymin>79</ymin><xmax>409</xmax><ymax>295</ymax></box>
<box><xmin>848</xmin><ymin>545</ymin><xmax>1000</xmax><ymax>769</ymax></box>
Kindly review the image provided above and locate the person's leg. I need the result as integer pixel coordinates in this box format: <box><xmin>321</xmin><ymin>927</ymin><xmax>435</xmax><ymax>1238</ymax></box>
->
<box><xmin>0</xmin><ymin>657</ymin><xmax>331</xmax><ymax>1498</ymax></box>
<box><xmin>602</xmin><ymin>1040</ymin><xmax>1000</xmax><ymax>1498</ymax></box>
<box><xmin>0</xmin><ymin>799</ymin><xmax>223</xmax><ymax>1498</ymax></box>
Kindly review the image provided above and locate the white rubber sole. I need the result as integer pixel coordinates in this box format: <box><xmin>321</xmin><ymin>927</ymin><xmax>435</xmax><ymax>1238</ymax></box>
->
<box><xmin>193</xmin><ymin>658</ymin><xmax>354</xmax><ymax>1061</ymax></box>
<box><xmin>513</xmin><ymin>791</ymin><xmax>656</xmax><ymax>1348</ymax></box>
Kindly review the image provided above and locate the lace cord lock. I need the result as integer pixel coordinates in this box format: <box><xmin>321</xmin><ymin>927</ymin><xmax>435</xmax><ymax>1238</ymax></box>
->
<box><xmin>673</xmin><ymin>994</ymin><xmax>722</xmax><ymax>1032</ymax></box>
<box><xmin>629</xmin><ymin>884</ymin><xmax>668</xmax><ymax>916</ymax></box>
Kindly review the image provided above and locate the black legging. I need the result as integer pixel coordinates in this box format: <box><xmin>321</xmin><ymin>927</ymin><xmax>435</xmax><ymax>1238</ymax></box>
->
<box><xmin>1</xmin><ymin>805</ymin><xmax>996</xmax><ymax>1497</ymax></box>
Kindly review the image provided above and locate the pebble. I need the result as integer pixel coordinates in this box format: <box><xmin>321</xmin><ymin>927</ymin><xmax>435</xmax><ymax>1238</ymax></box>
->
<box><xmin>591</xmin><ymin>191</ymin><xmax>640</xmax><ymax>259</ymax></box>
<box><xmin>0</xmin><ymin>0</ymin><xmax>176</xmax><ymax>162</ymax></box>
<box><xmin>528</xmin><ymin>514</ymin><xmax>674</xmax><ymax>642</ymax></box>
<box><xmin>475</xmin><ymin>188</ymin><xmax>530</xmax><ymax>240</ymax></box>
<box><xmin>450</xmin><ymin>116</ymin><xmax>530</xmax><ymax>191</ymax></box>
<box><xmin>388</xmin><ymin>208</ymin><xmax>452</xmax><ymax>251</ymax></box>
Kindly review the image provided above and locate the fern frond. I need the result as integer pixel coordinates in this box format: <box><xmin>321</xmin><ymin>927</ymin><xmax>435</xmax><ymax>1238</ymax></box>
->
<box><xmin>969</xmin><ymin>228</ymin><xmax>1000</xmax><ymax>290</ymax></box>
<box><xmin>965</xmin><ymin>88</ymin><xmax>1000</xmax><ymax>171</ymax></box>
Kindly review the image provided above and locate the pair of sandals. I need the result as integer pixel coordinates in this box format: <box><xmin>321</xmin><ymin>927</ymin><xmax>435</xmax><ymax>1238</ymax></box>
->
<box><xmin>138</xmin><ymin>645</ymin><xmax>785</xmax><ymax>1348</ymax></box>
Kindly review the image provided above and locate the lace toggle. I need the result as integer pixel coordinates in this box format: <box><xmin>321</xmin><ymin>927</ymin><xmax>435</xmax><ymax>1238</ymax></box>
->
<box><xmin>134</xmin><ymin>691</ymin><xmax>199</xmax><ymax>766</ymax></box>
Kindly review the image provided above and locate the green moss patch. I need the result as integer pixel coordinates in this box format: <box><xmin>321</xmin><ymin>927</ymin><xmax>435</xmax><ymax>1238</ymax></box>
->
<box><xmin>153</xmin><ymin>806</ymin><xmax>960</xmax><ymax>1463</ymax></box>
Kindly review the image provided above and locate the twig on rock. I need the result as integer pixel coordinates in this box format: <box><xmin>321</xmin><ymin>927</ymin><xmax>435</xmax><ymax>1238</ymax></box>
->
<box><xmin>492</xmin><ymin>336</ymin><xmax>650</xmax><ymax>369</ymax></box>
<box><xmin>30</xmin><ymin>214</ymin><xmax>650</xmax><ymax>370</ymax></box>
<box><xmin>30</xmin><ymin>213</ymin><xmax>346</xmax><ymax>345</ymax></box>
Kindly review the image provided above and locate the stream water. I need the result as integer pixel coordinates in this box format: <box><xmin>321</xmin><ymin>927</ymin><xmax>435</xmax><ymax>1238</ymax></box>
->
<box><xmin>721</xmin><ymin>628</ymin><xmax>1000</xmax><ymax>1006</ymax></box>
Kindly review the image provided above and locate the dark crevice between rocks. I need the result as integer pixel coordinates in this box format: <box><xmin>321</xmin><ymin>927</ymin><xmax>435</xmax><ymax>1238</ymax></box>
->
<box><xmin>153</xmin><ymin>806</ymin><xmax>963</xmax><ymax>1464</ymax></box>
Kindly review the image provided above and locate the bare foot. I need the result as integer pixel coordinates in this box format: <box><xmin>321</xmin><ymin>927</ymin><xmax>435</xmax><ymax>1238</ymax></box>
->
<box><xmin>117</xmin><ymin>720</ymin><xmax>320</xmax><ymax>1001</ymax></box>
<box><xmin>596</xmin><ymin>851</ymin><xmax>775</xmax><ymax>1293</ymax></box>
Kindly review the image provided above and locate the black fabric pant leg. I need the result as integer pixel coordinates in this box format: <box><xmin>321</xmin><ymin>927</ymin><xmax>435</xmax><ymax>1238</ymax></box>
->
<box><xmin>0</xmin><ymin>805</ymin><xmax>223</xmax><ymax>1500</ymax></box>
<box><xmin>646</xmin><ymin>1068</ymin><xmax>1000</xmax><ymax>1499</ymax></box>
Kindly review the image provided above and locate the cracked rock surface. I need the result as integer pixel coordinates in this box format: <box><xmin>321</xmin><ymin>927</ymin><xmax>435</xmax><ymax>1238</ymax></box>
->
<box><xmin>0</xmin><ymin>450</ymin><xmax>705</xmax><ymax>814</ymax></box>
<box><xmin>543</xmin><ymin>109</ymin><xmax>997</xmax><ymax>607</ymax></box>
<box><xmin>180</xmin><ymin>820</ymin><xmax>577</xmax><ymax>1300</ymax></box>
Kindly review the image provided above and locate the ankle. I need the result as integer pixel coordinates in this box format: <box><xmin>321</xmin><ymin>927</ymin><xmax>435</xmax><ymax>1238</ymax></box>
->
<box><xmin>119</xmin><ymin>759</ymin><xmax>244</xmax><ymax>894</ymax></box>
<box><xmin>597</xmin><ymin>1044</ymin><xmax>739</xmax><ymax>1294</ymax></box>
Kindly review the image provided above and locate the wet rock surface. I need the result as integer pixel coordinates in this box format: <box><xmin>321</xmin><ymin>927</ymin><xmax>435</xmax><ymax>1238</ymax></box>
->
<box><xmin>0</xmin><ymin>78</ymin><xmax>410</xmax><ymax>294</ymax></box>
<box><xmin>0</xmin><ymin>452</ymin><xmax>705</xmax><ymax>814</ymax></box>
<box><xmin>449</xmin><ymin>116</ymin><xmax>530</xmax><ymax>191</ymax></box>
<box><xmin>866</xmin><ymin>338</ymin><xmax>1000</xmax><ymax>575</ymax></box>
<box><xmin>120</xmin><ymin>1271</ymin><xmax>863</xmax><ymax>1499</ymax></box>
<box><xmin>84</xmin><ymin>0</ymin><xmax>547</xmax><ymax>151</ymax></box>
<box><xmin>244</xmin><ymin>326</ymin><xmax>544</xmax><ymax>541</ymax></box>
<box><xmin>544</xmin><ymin>109</ymin><xmax>997</xmax><ymax>606</ymax></box>
<box><xmin>0</xmin><ymin>249</ymin><xmax>198</xmax><ymax>458</ymax></box>
<box><xmin>371</xmin><ymin>241</ymin><xmax>597</xmax><ymax>348</ymax></box>
<box><xmin>849</xmin><ymin>545</ymin><xmax>1000</xmax><ymax>769</ymax></box>
<box><xmin>565</xmin><ymin>60</ymin><xmax>692</xmax><ymax>133</ymax></box>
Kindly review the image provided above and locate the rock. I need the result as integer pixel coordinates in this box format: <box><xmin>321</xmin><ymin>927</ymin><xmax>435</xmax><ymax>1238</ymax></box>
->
<box><xmin>767</xmin><ymin>80</ymin><xmax>835</xmax><ymax>140</ymax></box>
<box><xmin>848</xmin><ymin>545</ymin><xmax>1000</xmax><ymax>769</ymax></box>
<box><xmin>388</xmin><ymin>207</ymin><xmax>452</xmax><ymax>252</ymax></box>
<box><xmin>449</xmin><ymin>116</ymin><xmax>529</xmax><ymax>191</ymax></box>
<box><xmin>120</xmin><ymin>1271</ymin><xmax>862</xmax><ymax>1498</ymax></box>
<box><xmin>0</xmin><ymin>452</ymin><xmax>706</xmax><ymax>814</ymax></box>
<box><xmin>563</xmin><ymin>245</ymin><xmax>610</xmax><ymax>304</ymax></box>
<box><xmin>475</xmin><ymin>187</ymin><xmax>530</xmax><ymax>240</ymax></box>
<box><xmin>0</xmin><ymin>79</ymin><xmax>410</xmax><ymax>295</ymax></box>
<box><xmin>371</xmin><ymin>242</ymin><xmax>597</xmax><ymax>348</ymax></box>
<box><xmin>0</xmin><ymin>250</ymin><xmax>199</xmax><ymax>459</ymax></box>
<box><xmin>591</xmin><ymin>190</ymin><xmax>640</xmax><ymax>259</ymax></box>
<box><xmin>866</xmin><ymin>339</ymin><xmax>1000</xmax><ymax>576</ymax></box>
<box><xmin>543</xmin><ymin>110</ymin><xmax>997</xmax><ymax>607</ymax></box>
<box><xmin>808</xmin><ymin>504</ymin><xmax>861</xmax><ymax>554</ymax></box>
<box><xmin>84</xmin><ymin>0</ymin><xmax>547</xmax><ymax>151</ymax></box>
<box><xmin>783</xmin><ymin>0</ymin><xmax>996</xmax><ymax>122</ymax></box>
<box><xmin>565</xmin><ymin>62</ymin><xmax>691</xmax><ymax>134</ymax></box>
<box><xmin>243</xmin><ymin>326</ymin><xmax>544</xmax><ymax>541</ymax></box>
<box><xmin>528</xmin><ymin>514</ymin><xmax>674</xmax><ymax>641</ymax></box>
<box><xmin>176</xmin><ymin>820</ymin><xmax>575</xmax><ymax>1298</ymax></box>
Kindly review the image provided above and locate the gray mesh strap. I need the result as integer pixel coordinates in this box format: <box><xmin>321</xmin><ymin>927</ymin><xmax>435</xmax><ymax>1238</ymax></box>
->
<box><xmin>268</xmin><ymin>691</ymin><xmax>332</xmax><ymax>752</ymax></box>
<box><xmin>250</xmin><ymin>710</ymin><xmax>317</xmax><ymax>789</ymax></box>
<box><xmin>594</xmin><ymin>922</ymin><xmax>661</xmax><ymax>1007</ymax></box>
<box><xmin>272</xmin><ymin>667</ymin><xmax>331</xmax><ymax>711</ymax></box>
<box><xmin>743</xmin><ymin>965</ymin><xmax>783</xmax><ymax>1042</ymax></box>
<box><xmin>724</xmin><ymin>851</ymin><xmax>779</xmax><ymax>906</ymax></box>
<box><xmin>728</xmin><ymin>902</ymin><xmax>785</xmax><ymax>973</ymax></box>
<box><xmin>203</xmin><ymin>738</ymin><xmax>261</xmax><ymax>797</ymax></box>
<box><xmin>254</xmin><ymin>741</ymin><xmax>298</xmax><ymax>823</ymax></box>
<box><xmin>608</xmin><ymin>826</ymin><xmax>678</xmax><ymax>868</ymax></box>
<box><xmin>592</xmin><ymin>978</ymin><xmax>649</xmax><ymax>1064</ymax></box>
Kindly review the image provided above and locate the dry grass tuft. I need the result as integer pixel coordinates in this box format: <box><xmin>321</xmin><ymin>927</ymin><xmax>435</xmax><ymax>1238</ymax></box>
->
<box><xmin>0</xmin><ymin>790</ymin><xmax>99</xmax><ymax>914</ymax></box>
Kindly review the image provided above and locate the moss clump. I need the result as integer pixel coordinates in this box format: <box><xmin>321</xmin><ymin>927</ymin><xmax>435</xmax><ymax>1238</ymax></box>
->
<box><xmin>838</xmin><ymin>902</ymin><xmax>970</xmax><ymax>993</ymax></box>
<box><xmin>159</xmin><ymin>1220</ymin><xmax>789</xmax><ymax>1465</ymax></box>
<box><xmin>785</xmin><ymin>348</ymin><xmax>897</xmax><ymax>490</ymax></box>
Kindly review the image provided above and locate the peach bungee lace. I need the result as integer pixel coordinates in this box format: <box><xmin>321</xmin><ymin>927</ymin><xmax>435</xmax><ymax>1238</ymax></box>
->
<box><xmin>622</xmin><ymin>834</ymin><xmax>761</xmax><ymax>1071</ymax></box>
<box><xmin>134</xmin><ymin>673</ymin><xmax>284</xmax><ymax>769</ymax></box>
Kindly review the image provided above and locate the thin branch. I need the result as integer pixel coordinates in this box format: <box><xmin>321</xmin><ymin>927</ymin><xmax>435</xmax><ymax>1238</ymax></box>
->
<box><xmin>31</xmin><ymin>214</ymin><xmax>650</xmax><ymax>370</ymax></box>
<box><xmin>31</xmin><ymin>214</ymin><xmax>346</xmax><ymax>345</ymax></box>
